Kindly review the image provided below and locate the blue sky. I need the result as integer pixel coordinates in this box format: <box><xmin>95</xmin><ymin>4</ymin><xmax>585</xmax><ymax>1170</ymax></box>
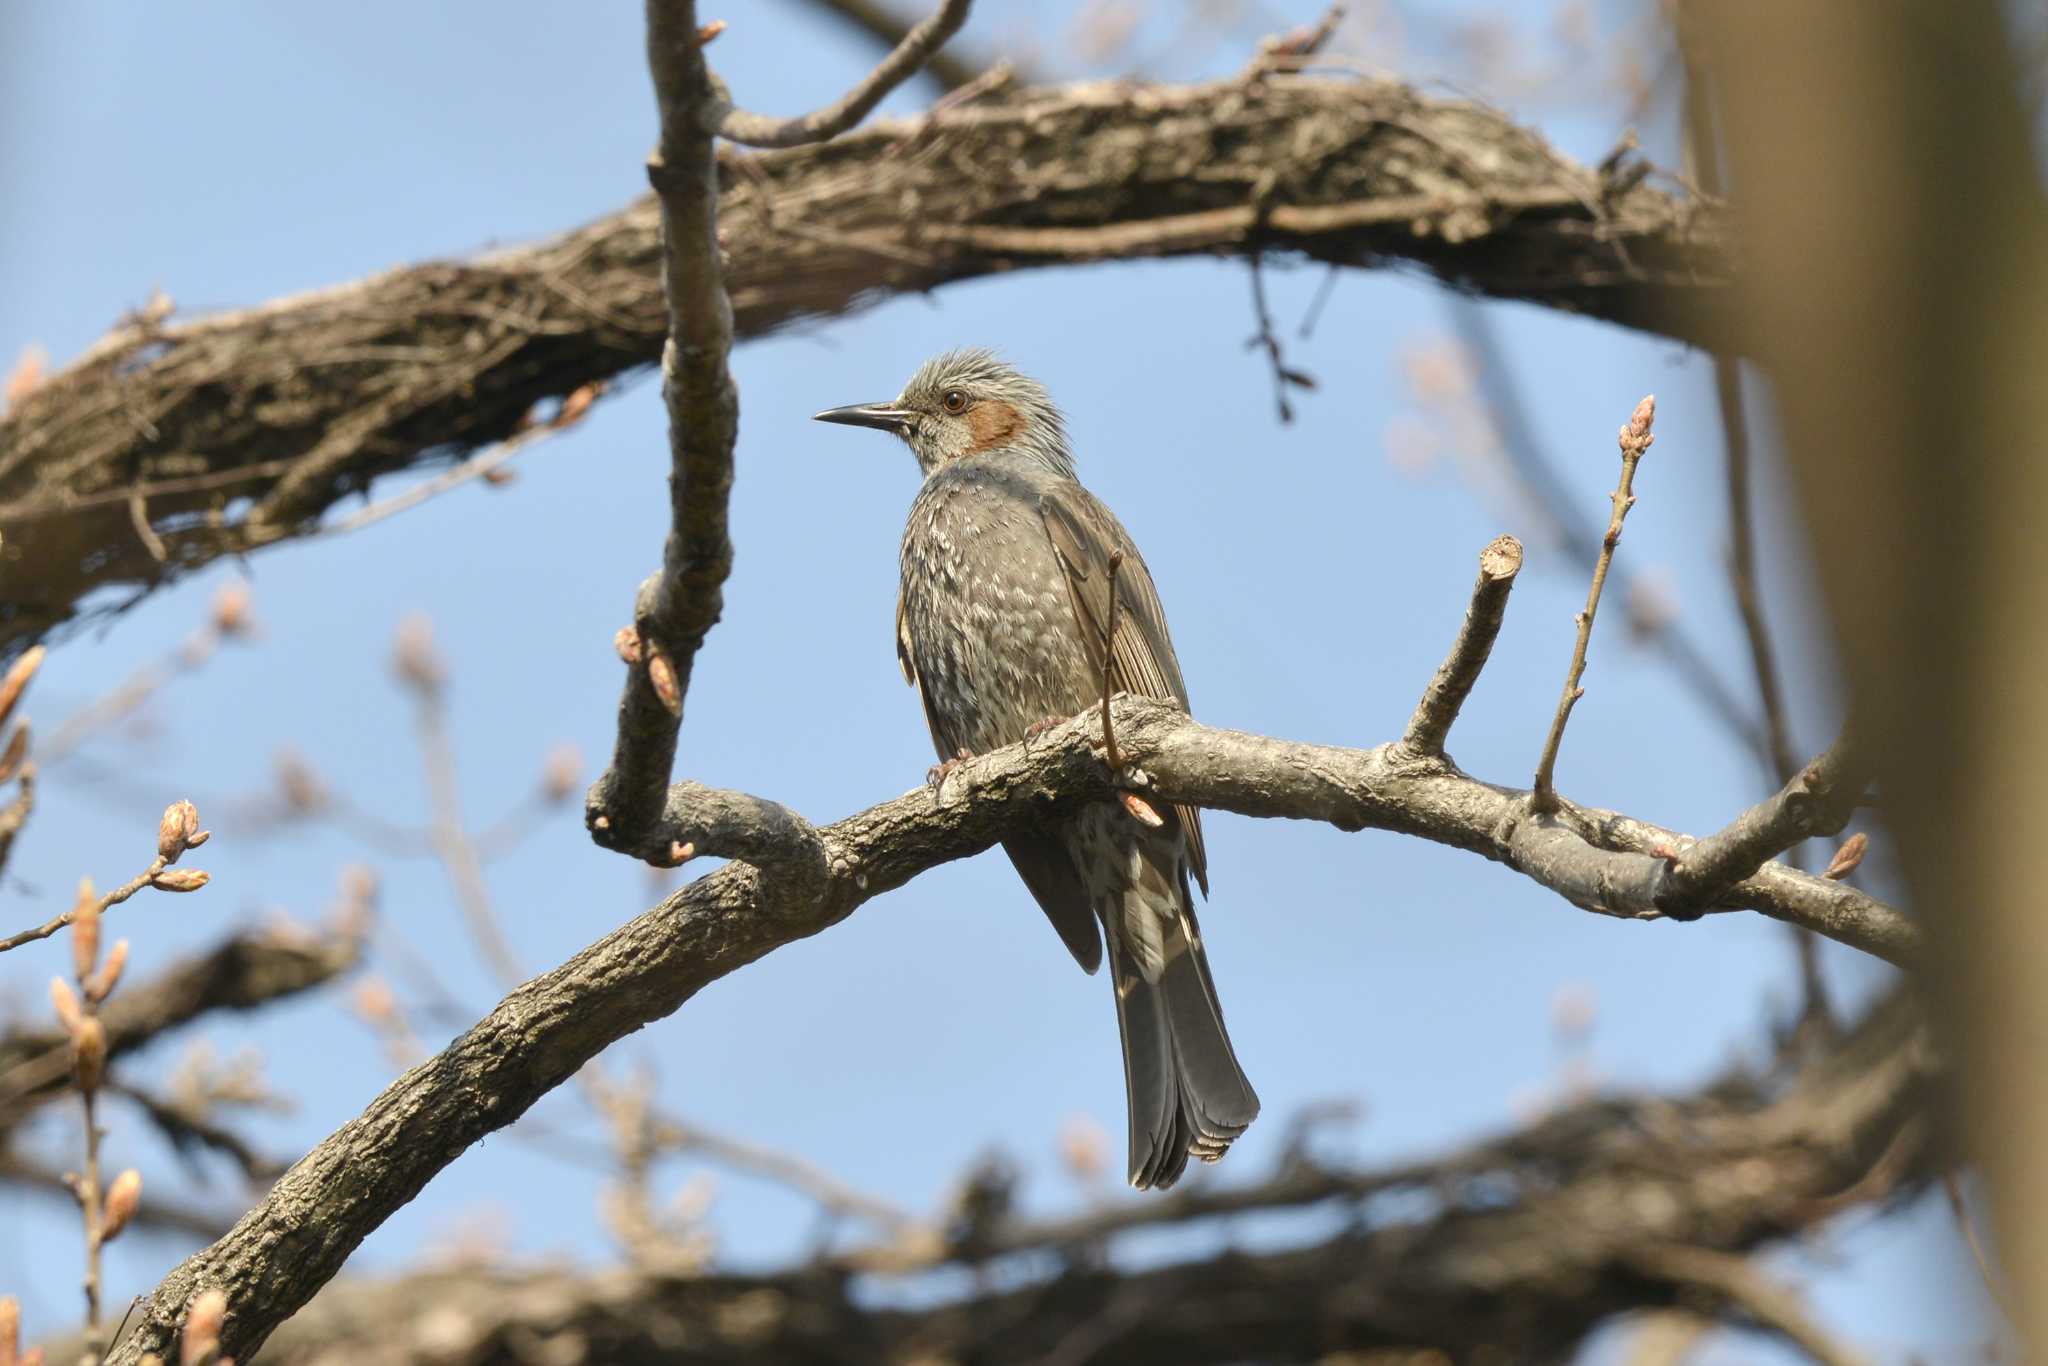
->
<box><xmin>0</xmin><ymin>2</ymin><xmax>1986</xmax><ymax>1360</ymax></box>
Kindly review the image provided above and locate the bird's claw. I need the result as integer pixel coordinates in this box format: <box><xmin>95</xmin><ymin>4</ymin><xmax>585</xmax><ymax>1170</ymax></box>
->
<box><xmin>926</xmin><ymin>747</ymin><xmax>974</xmax><ymax>795</ymax></box>
<box><xmin>1024</xmin><ymin>714</ymin><xmax>1071</xmax><ymax>744</ymax></box>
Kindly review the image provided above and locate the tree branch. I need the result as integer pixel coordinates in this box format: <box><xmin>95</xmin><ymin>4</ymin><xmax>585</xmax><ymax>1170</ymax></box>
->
<box><xmin>584</xmin><ymin>0</ymin><xmax>744</xmax><ymax>850</ymax></box>
<box><xmin>103</xmin><ymin>701</ymin><xmax>1915</xmax><ymax>1358</ymax></box>
<box><xmin>717</xmin><ymin>0</ymin><xmax>972</xmax><ymax>148</ymax></box>
<box><xmin>797</xmin><ymin>0</ymin><xmax>986</xmax><ymax>92</ymax></box>
<box><xmin>0</xmin><ymin>928</ymin><xmax>360</xmax><ymax>1115</ymax></box>
<box><xmin>152</xmin><ymin>987</ymin><xmax>1934</xmax><ymax>1365</ymax></box>
<box><xmin>1653</xmin><ymin>726</ymin><xmax>1869</xmax><ymax>918</ymax></box>
<box><xmin>0</xmin><ymin>73</ymin><xmax>1730</xmax><ymax>654</ymax></box>
<box><xmin>1401</xmin><ymin>533</ymin><xmax>1522</xmax><ymax>756</ymax></box>
<box><xmin>1532</xmin><ymin>394</ymin><xmax>1655</xmax><ymax>812</ymax></box>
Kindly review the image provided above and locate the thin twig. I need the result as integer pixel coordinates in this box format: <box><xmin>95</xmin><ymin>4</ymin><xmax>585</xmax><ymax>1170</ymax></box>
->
<box><xmin>718</xmin><ymin>0</ymin><xmax>973</xmax><ymax>148</ymax></box>
<box><xmin>798</xmin><ymin>0</ymin><xmax>986</xmax><ymax>93</ymax></box>
<box><xmin>0</xmin><ymin>858</ymin><xmax>167</xmax><ymax>956</ymax></box>
<box><xmin>1446</xmin><ymin>300</ymin><xmax>1768</xmax><ymax>765</ymax></box>
<box><xmin>1100</xmin><ymin>549</ymin><xmax>1125</xmax><ymax>771</ymax></box>
<box><xmin>412</xmin><ymin>676</ymin><xmax>525</xmax><ymax>988</ymax></box>
<box><xmin>649</xmin><ymin>1112</ymin><xmax>919</xmax><ymax>1235</ymax></box>
<box><xmin>1631</xmin><ymin>1243</ymin><xmax>1866</xmax><ymax>1366</ymax></box>
<box><xmin>1943</xmin><ymin>1170</ymin><xmax>2019</xmax><ymax>1326</ymax></box>
<box><xmin>1244</xmin><ymin>251</ymin><xmax>1316</xmax><ymax>423</ymax></box>
<box><xmin>1402</xmin><ymin>535</ymin><xmax>1523</xmax><ymax>756</ymax></box>
<box><xmin>320</xmin><ymin>421</ymin><xmax>545</xmax><ymax>538</ymax></box>
<box><xmin>1531</xmin><ymin>396</ymin><xmax>1655</xmax><ymax>813</ymax></box>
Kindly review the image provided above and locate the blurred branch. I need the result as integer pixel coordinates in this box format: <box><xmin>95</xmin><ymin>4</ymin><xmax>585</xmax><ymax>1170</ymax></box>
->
<box><xmin>1630</xmin><ymin>1244</ymin><xmax>1865</xmax><ymax>1366</ymax></box>
<box><xmin>0</xmin><ymin>72</ymin><xmax>1729</xmax><ymax>652</ymax></box>
<box><xmin>1698</xmin><ymin>1</ymin><xmax>2048</xmax><ymax>1337</ymax></box>
<box><xmin>106</xmin><ymin>1078</ymin><xmax>284</xmax><ymax>1184</ymax></box>
<box><xmin>0</xmin><ymin>1152</ymin><xmax>230</xmax><ymax>1241</ymax></box>
<box><xmin>798</xmin><ymin>0</ymin><xmax>987</xmax><ymax>92</ymax></box>
<box><xmin>1676</xmin><ymin>23</ymin><xmax>1831</xmax><ymax>1026</ymax></box>
<box><xmin>0</xmin><ymin>927</ymin><xmax>360</xmax><ymax>1112</ymax></box>
<box><xmin>228</xmin><ymin>987</ymin><xmax>1932</xmax><ymax>1365</ymax></box>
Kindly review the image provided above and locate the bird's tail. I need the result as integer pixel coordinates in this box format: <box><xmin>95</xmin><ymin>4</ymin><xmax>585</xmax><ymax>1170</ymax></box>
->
<box><xmin>1107</xmin><ymin>864</ymin><xmax>1260</xmax><ymax>1190</ymax></box>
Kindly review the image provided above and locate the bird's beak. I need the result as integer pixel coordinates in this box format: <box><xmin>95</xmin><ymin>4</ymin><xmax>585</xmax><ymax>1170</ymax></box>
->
<box><xmin>814</xmin><ymin>402</ymin><xmax>914</xmax><ymax>435</ymax></box>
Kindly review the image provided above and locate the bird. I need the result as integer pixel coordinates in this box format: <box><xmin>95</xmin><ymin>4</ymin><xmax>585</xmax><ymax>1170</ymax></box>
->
<box><xmin>815</xmin><ymin>348</ymin><xmax>1259</xmax><ymax>1189</ymax></box>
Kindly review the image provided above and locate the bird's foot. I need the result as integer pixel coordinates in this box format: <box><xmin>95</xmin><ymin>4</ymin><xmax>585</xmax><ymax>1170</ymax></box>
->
<box><xmin>926</xmin><ymin>747</ymin><xmax>974</xmax><ymax>795</ymax></box>
<box><xmin>1024</xmin><ymin>714</ymin><xmax>1071</xmax><ymax>744</ymax></box>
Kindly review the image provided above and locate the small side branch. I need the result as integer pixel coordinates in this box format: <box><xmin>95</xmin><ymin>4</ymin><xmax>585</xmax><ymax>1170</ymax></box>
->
<box><xmin>1631</xmin><ymin>1244</ymin><xmax>1866</xmax><ymax>1366</ymax></box>
<box><xmin>589</xmin><ymin>0</ymin><xmax>972</xmax><ymax>862</ymax></box>
<box><xmin>1653</xmin><ymin>727</ymin><xmax>1869</xmax><ymax>918</ymax></box>
<box><xmin>718</xmin><ymin>0</ymin><xmax>973</xmax><ymax>148</ymax></box>
<box><xmin>1531</xmin><ymin>395</ymin><xmax>1655</xmax><ymax>812</ymax></box>
<box><xmin>1402</xmin><ymin>535</ymin><xmax>1522</xmax><ymax>756</ymax></box>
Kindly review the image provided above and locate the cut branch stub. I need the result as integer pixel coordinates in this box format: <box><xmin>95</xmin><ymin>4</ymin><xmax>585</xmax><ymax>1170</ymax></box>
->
<box><xmin>1402</xmin><ymin>534</ymin><xmax>1523</xmax><ymax>757</ymax></box>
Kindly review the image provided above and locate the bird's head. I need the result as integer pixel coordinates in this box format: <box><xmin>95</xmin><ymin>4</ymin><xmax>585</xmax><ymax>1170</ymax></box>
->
<box><xmin>814</xmin><ymin>348</ymin><xmax>1075</xmax><ymax>479</ymax></box>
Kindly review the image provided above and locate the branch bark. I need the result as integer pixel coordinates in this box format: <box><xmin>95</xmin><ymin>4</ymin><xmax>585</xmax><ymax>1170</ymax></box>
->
<box><xmin>102</xmin><ymin>683</ymin><xmax>1915</xmax><ymax>1360</ymax></box>
<box><xmin>0</xmin><ymin>72</ymin><xmax>1729</xmax><ymax>654</ymax></box>
<box><xmin>157</xmin><ymin>987</ymin><xmax>1934</xmax><ymax>1365</ymax></box>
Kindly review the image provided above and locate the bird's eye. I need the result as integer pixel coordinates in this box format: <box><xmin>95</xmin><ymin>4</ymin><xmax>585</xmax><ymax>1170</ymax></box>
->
<box><xmin>941</xmin><ymin>390</ymin><xmax>968</xmax><ymax>414</ymax></box>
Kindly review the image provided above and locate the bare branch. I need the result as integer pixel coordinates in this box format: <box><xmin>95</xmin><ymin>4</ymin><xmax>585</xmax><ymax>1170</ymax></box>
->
<box><xmin>1401</xmin><ymin>534</ymin><xmax>1522</xmax><ymax>756</ymax></box>
<box><xmin>1653</xmin><ymin>727</ymin><xmax>1870</xmax><ymax>918</ymax></box>
<box><xmin>796</xmin><ymin>0</ymin><xmax>986</xmax><ymax>92</ymax></box>
<box><xmin>154</xmin><ymin>989</ymin><xmax>1931</xmax><ymax>1366</ymax></box>
<box><xmin>1677</xmin><ymin>35</ymin><xmax>1830</xmax><ymax>1021</ymax></box>
<box><xmin>1532</xmin><ymin>395</ymin><xmax>1655</xmax><ymax>812</ymax></box>
<box><xmin>0</xmin><ymin>842</ymin><xmax>201</xmax><ymax>957</ymax></box>
<box><xmin>1630</xmin><ymin>1244</ymin><xmax>1867</xmax><ymax>1366</ymax></box>
<box><xmin>718</xmin><ymin>0</ymin><xmax>973</xmax><ymax>148</ymax></box>
<box><xmin>1445</xmin><ymin>299</ymin><xmax>1768</xmax><ymax>765</ymax></box>
<box><xmin>0</xmin><ymin>1152</ymin><xmax>230</xmax><ymax>1240</ymax></box>
<box><xmin>104</xmin><ymin>704</ymin><xmax>1914</xmax><ymax>1359</ymax></box>
<box><xmin>0</xmin><ymin>74</ymin><xmax>1730</xmax><ymax>653</ymax></box>
<box><xmin>585</xmin><ymin>0</ymin><xmax>745</xmax><ymax>854</ymax></box>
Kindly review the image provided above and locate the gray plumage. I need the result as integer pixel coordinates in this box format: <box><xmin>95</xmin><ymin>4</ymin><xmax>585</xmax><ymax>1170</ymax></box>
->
<box><xmin>815</xmin><ymin>348</ymin><xmax>1260</xmax><ymax>1189</ymax></box>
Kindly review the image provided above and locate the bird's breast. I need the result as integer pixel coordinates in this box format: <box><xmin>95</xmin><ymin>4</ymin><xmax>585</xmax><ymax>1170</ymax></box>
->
<box><xmin>899</xmin><ymin>475</ymin><xmax>1096</xmax><ymax>752</ymax></box>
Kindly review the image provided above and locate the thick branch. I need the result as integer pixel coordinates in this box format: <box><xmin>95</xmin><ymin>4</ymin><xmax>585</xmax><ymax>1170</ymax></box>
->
<box><xmin>0</xmin><ymin>73</ymin><xmax>1730</xmax><ymax>653</ymax></box>
<box><xmin>185</xmin><ymin>989</ymin><xmax>1938</xmax><ymax>1365</ymax></box>
<box><xmin>106</xmin><ymin>694</ymin><xmax>1914</xmax><ymax>1360</ymax></box>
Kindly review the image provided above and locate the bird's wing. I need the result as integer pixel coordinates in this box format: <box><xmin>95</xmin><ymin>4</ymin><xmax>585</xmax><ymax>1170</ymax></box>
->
<box><xmin>897</xmin><ymin>587</ymin><xmax>948</xmax><ymax>752</ymax></box>
<box><xmin>1039</xmin><ymin>485</ymin><xmax>1210</xmax><ymax>894</ymax></box>
<box><xmin>899</xmin><ymin>584</ymin><xmax>1105</xmax><ymax>972</ymax></box>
